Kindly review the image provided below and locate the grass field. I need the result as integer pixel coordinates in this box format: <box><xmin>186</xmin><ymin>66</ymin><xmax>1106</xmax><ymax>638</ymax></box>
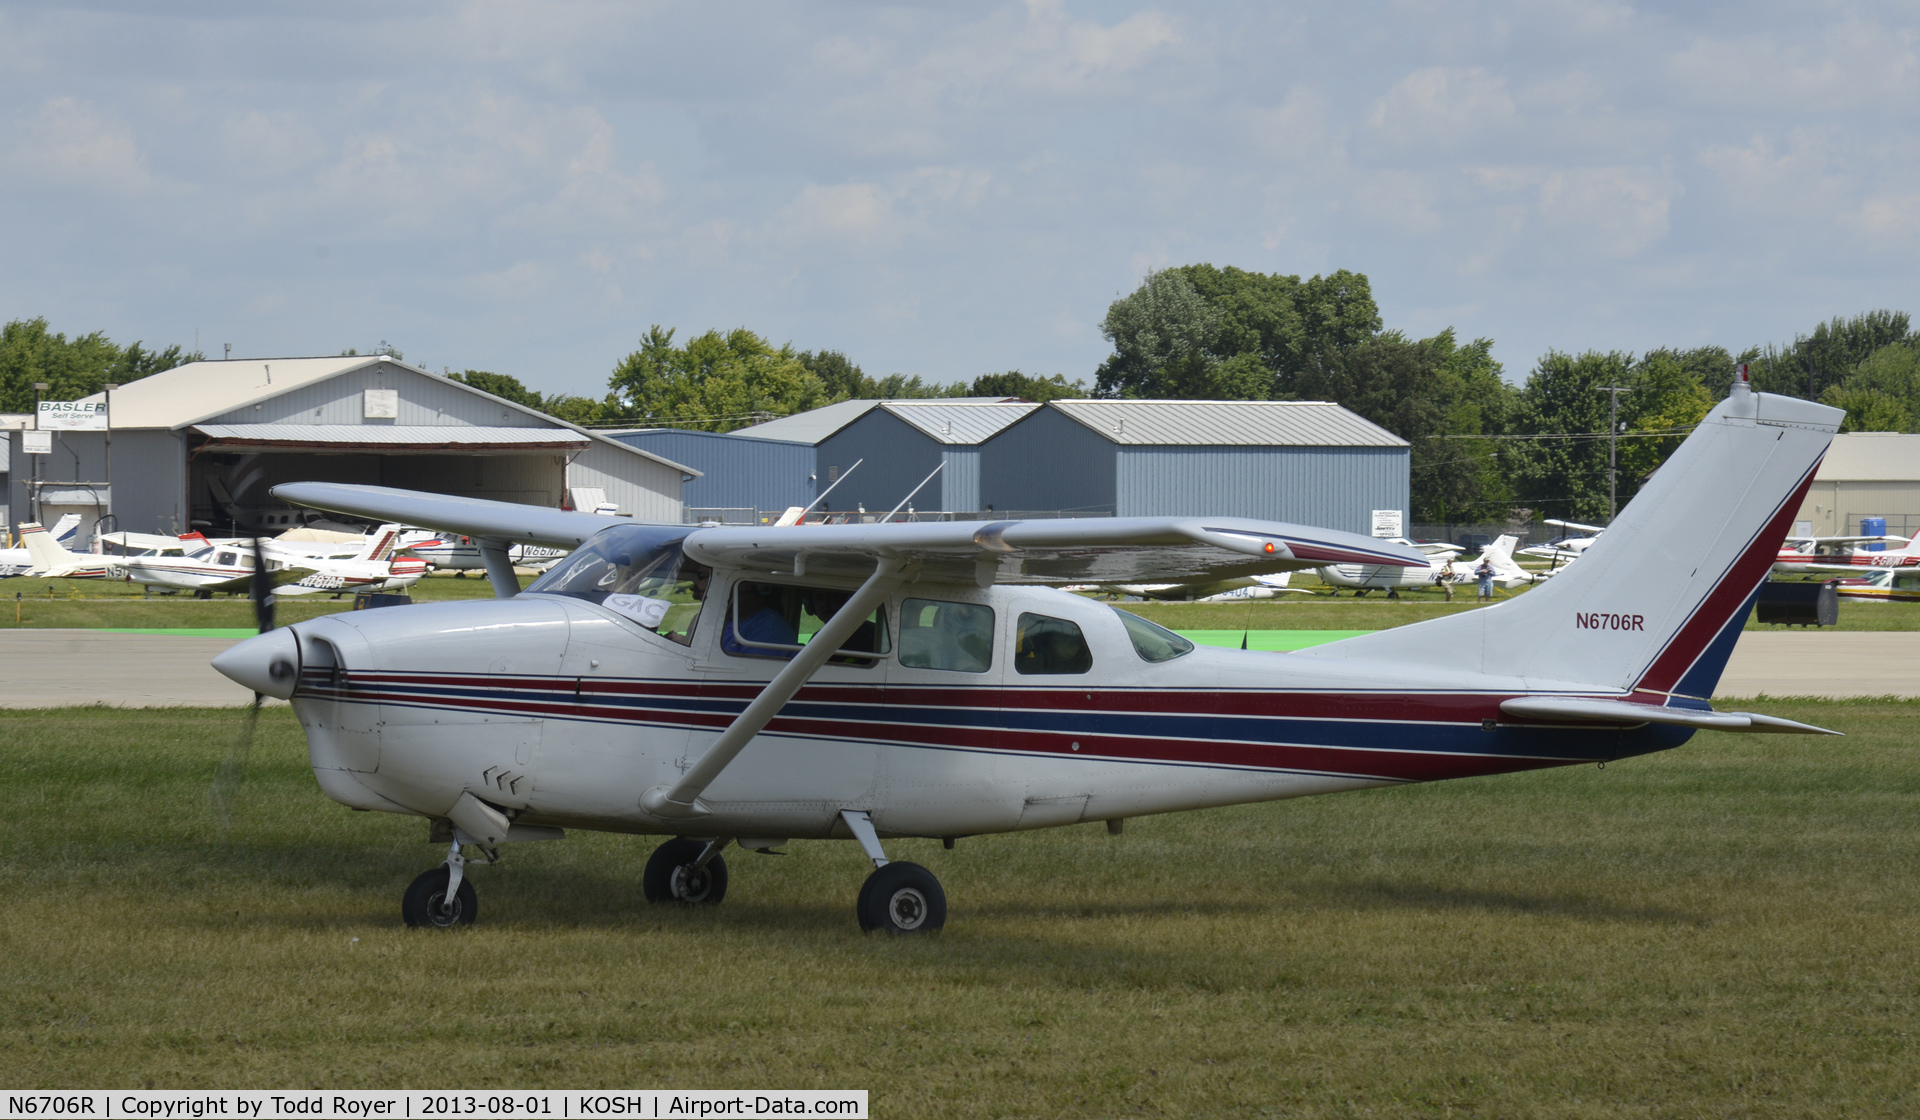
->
<box><xmin>6</xmin><ymin>573</ymin><xmax>1919</xmax><ymax>632</ymax></box>
<box><xmin>5</xmin><ymin>703</ymin><xmax>1918</xmax><ymax>1114</ymax></box>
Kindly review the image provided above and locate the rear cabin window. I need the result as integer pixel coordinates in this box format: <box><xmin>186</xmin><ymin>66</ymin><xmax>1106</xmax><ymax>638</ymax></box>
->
<box><xmin>1015</xmin><ymin>613</ymin><xmax>1093</xmax><ymax>675</ymax></box>
<box><xmin>723</xmin><ymin>583</ymin><xmax>890</xmax><ymax>666</ymax></box>
<box><xmin>899</xmin><ymin>598</ymin><xmax>995</xmax><ymax>673</ymax></box>
<box><xmin>1113</xmin><ymin>608</ymin><xmax>1194</xmax><ymax>663</ymax></box>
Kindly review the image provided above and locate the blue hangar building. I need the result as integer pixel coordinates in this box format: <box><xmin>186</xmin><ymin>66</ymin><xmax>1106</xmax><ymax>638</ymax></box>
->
<box><xmin>611</xmin><ymin>398</ymin><xmax>1408</xmax><ymax>535</ymax></box>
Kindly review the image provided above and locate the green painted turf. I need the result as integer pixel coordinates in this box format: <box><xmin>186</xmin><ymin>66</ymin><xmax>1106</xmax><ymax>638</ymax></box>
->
<box><xmin>4</xmin><ymin>702</ymin><xmax>1917</xmax><ymax>1114</ymax></box>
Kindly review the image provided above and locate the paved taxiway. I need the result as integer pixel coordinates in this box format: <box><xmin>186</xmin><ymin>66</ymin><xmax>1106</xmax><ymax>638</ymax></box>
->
<box><xmin>0</xmin><ymin>628</ymin><xmax>1913</xmax><ymax>707</ymax></box>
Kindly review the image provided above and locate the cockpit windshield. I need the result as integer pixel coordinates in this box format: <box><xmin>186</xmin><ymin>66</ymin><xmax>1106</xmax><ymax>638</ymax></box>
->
<box><xmin>524</xmin><ymin>525</ymin><xmax>708</xmax><ymax>644</ymax></box>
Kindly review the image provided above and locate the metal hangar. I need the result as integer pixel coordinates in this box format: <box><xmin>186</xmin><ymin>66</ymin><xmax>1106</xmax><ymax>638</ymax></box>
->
<box><xmin>6</xmin><ymin>355</ymin><xmax>695</xmax><ymax>540</ymax></box>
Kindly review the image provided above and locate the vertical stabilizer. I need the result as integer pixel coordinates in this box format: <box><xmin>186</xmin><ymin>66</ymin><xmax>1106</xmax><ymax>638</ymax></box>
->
<box><xmin>20</xmin><ymin>522</ymin><xmax>77</xmax><ymax>574</ymax></box>
<box><xmin>1303</xmin><ymin>379</ymin><xmax>1844</xmax><ymax>697</ymax></box>
<box><xmin>353</xmin><ymin>524</ymin><xmax>403</xmax><ymax>562</ymax></box>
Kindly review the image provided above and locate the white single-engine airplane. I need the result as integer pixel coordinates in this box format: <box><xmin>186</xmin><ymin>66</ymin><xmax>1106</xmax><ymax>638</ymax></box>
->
<box><xmin>1317</xmin><ymin>535</ymin><xmax>1530</xmax><ymax>597</ymax></box>
<box><xmin>214</xmin><ymin>373</ymin><xmax>1842</xmax><ymax>934</ymax></box>
<box><xmin>118</xmin><ymin>526</ymin><xmax>427</xmax><ymax>597</ymax></box>
<box><xmin>9</xmin><ymin>520</ymin><xmax>113</xmax><ymax>579</ymax></box>
<box><xmin>1772</xmin><ymin>534</ymin><xmax>1920</xmax><ymax>574</ymax></box>
<box><xmin>1</xmin><ymin>514</ymin><xmax>84</xmax><ymax>576</ymax></box>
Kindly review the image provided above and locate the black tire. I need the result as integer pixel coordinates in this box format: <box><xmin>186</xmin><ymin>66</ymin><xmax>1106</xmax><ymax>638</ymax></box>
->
<box><xmin>642</xmin><ymin>838</ymin><xmax>729</xmax><ymax>905</ymax></box>
<box><xmin>401</xmin><ymin>866</ymin><xmax>477</xmax><ymax>929</ymax></box>
<box><xmin>857</xmin><ymin>862</ymin><xmax>946</xmax><ymax>934</ymax></box>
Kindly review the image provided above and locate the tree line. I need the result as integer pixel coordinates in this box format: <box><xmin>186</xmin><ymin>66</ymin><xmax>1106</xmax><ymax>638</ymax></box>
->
<box><xmin>9</xmin><ymin>271</ymin><xmax>1916</xmax><ymax>523</ymax></box>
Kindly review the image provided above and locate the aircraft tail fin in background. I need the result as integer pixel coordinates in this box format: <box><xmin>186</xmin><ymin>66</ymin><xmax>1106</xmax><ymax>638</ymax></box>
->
<box><xmin>353</xmin><ymin>524</ymin><xmax>404</xmax><ymax>562</ymax></box>
<box><xmin>47</xmin><ymin>513</ymin><xmax>82</xmax><ymax>546</ymax></box>
<box><xmin>1303</xmin><ymin>379</ymin><xmax>1844</xmax><ymax>698</ymax></box>
<box><xmin>20</xmin><ymin>522</ymin><xmax>79</xmax><ymax>573</ymax></box>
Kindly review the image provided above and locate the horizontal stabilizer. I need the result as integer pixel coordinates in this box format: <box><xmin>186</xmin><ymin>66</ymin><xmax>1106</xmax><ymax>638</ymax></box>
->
<box><xmin>1500</xmin><ymin>696</ymin><xmax>1839</xmax><ymax>735</ymax></box>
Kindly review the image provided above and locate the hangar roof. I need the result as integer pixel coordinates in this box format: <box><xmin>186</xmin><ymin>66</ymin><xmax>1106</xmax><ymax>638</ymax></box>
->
<box><xmin>1816</xmin><ymin>432</ymin><xmax>1920</xmax><ymax>482</ymax></box>
<box><xmin>732</xmin><ymin>397</ymin><xmax>1021</xmax><ymax>444</ymax></box>
<box><xmin>1046</xmin><ymin>400</ymin><xmax>1409</xmax><ymax>448</ymax></box>
<box><xmin>89</xmin><ymin>356</ymin><xmax>376</xmax><ymax>429</ymax></box>
<box><xmin>876</xmin><ymin>401</ymin><xmax>1040</xmax><ymax>444</ymax></box>
<box><xmin>78</xmin><ymin>355</ymin><xmax>697</xmax><ymax>476</ymax></box>
<box><xmin>191</xmin><ymin>424</ymin><xmax>592</xmax><ymax>453</ymax></box>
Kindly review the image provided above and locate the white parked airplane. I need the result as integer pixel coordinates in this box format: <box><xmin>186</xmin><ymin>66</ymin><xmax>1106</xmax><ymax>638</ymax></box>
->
<box><xmin>1097</xmin><ymin>572</ymin><xmax>1305</xmax><ymax>601</ymax></box>
<box><xmin>1517</xmin><ymin>519</ymin><xmax>1607</xmax><ymax>569</ymax></box>
<box><xmin>403</xmin><ymin>533</ymin><xmax>571</xmax><ymax>574</ymax></box>
<box><xmin>1318</xmin><ymin>536</ymin><xmax>1530</xmax><ymax>597</ymax></box>
<box><xmin>212</xmin><ymin>373</ymin><xmax>1842</xmax><ymax>935</ymax></box>
<box><xmin>0</xmin><ymin>514</ymin><xmax>84</xmax><ymax>576</ymax></box>
<box><xmin>8</xmin><ymin>520</ymin><xmax>113</xmax><ymax>579</ymax></box>
<box><xmin>118</xmin><ymin>525</ymin><xmax>429</xmax><ymax>597</ymax></box>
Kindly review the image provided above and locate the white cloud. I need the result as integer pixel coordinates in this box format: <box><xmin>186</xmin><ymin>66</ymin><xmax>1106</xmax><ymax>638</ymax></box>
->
<box><xmin>6</xmin><ymin>97</ymin><xmax>165</xmax><ymax>195</ymax></box>
<box><xmin>1368</xmin><ymin>67</ymin><xmax>1515</xmax><ymax>148</ymax></box>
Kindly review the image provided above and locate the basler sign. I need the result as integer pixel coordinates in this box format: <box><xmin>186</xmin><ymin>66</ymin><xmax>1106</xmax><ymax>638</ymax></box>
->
<box><xmin>38</xmin><ymin>400</ymin><xmax>108</xmax><ymax>430</ymax></box>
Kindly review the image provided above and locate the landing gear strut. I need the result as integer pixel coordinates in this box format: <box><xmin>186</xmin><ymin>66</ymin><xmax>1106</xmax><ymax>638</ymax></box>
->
<box><xmin>643</xmin><ymin>837</ymin><xmax>730</xmax><ymax>904</ymax></box>
<box><xmin>402</xmin><ymin>840</ymin><xmax>478</xmax><ymax>928</ymax></box>
<box><xmin>842</xmin><ymin>810</ymin><xmax>946</xmax><ymax>934</ymax></box>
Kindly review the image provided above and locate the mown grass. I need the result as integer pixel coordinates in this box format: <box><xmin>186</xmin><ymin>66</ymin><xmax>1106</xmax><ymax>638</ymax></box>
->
<box><xmin>3</xmin><ymin>703</ymin><xmax>1918</xmax><ymax>1115</ymax></box>
<box><xmin>0</xmin><ymin>573</ymin><xmax>500</xmax><ymax>629</ymax></box>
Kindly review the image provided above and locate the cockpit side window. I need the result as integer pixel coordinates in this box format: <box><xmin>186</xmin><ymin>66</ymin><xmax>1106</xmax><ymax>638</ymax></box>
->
<box><xmin>525</xmin><ymin>525</ymin><xmax>706</xmax><ymax>645</ymax></box>
<box><xmin>722</xmin><ymin>583</ymin><xmax>891</xmax><ymax>665</ymax></box>
<box><xmin>899</xmin><ymin>598</ymin><xmax>995</xmax><ymax>673</ymax></box>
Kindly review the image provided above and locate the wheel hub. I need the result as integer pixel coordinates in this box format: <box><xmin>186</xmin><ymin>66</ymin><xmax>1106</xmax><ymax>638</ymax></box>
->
<box><xmin>671</xmin><ymin>864</ymin><xmax>711</xmax><ymax>902</ymax></box>
<box><xmin>888</xmin><ymin>886</ymin><xmax>926</xmax><ymax>930</ymax></box>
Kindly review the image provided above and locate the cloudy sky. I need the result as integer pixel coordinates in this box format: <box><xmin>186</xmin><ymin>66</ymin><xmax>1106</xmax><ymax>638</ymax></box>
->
<box><xmin>3</xmin><ymin>1</ymin><xmax>1917</xmax><ymax>395</ymax></box>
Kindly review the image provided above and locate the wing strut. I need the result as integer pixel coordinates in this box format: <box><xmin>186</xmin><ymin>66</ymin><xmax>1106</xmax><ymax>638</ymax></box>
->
<box><xmin>477</xmin><ymin>538</ymin><xmax>519</xmax><ymax>598</ymax></box>
<box><xmin>640</xmin><ymin>556</ymin><xmax>910</xmax><ymax>820</ymax></box>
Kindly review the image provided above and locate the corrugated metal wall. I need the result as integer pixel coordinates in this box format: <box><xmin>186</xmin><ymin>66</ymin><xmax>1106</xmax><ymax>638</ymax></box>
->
<box><xmin>941</xmin><ymin>448</ymin><xmax>981</xmax><ymax>511</ymax></box>
<box><xmin>205</xmin><ymin>363</ymin><xmax>541</xmax><ymax>428</ymax></box>
<box><xmin>612</xmin><ymin>430</ymin><xmax>814</xmax><ymax>512</ymax></box>
<box><xmin>1797</xmin><ymin>480</ymin><xmax>1920</xmax><ymax>536</ymax></box>
<box><xmin>1115</xmin><ymin>446</ymin><xmax>1408</xmax><ymax>533</ymax></box>
<box><xmin>816</xmin><ymin>411</ymin><xmax>947</xmax><ymax>513</ymax></box>
<box><xmin>567</xmin><ymin>442</ymin><xmax>685</xmax><ymax>523</ymax></box>
<box><xmin>979</xmin><ymin>409</ymin><xmax>1117</xmax><ymax>514</ymax></box>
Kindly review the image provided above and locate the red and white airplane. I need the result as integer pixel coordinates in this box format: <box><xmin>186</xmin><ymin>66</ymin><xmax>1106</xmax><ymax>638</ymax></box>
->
<box><xmin>212</xmin><ymin>372</ymin><xmax>1842</xmax><ymax>935</ymax></box>
<box><xmin>117</xmin><ymin>525</ymin><xmax>428</xmax><ymax>597</ymax></box>
<box><xmin>1772</xmin><ymin>535</ymin><xmax>1918</xmax><ymax>574</ymax></box>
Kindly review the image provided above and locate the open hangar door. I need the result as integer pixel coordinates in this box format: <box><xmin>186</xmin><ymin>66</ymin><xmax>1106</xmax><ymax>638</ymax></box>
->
<box><xmin>186</xmin><ymin>426</ymin><xmax>585</xmax><ymax>535</ymax></box>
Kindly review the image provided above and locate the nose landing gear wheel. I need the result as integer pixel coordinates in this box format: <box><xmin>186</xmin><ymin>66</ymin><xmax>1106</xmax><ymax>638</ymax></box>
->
<box><xmin>402</xmin><ymin>866</ymin><xmax>477</xmax><ymax>929</ymax></box>
<box><xmin>643</xmin><ymin>837</ymin><xmax>729</xmax><ymax>904</ymax></box>
<box><xmin>857</xmin><ymin>862</ymin><xmax>946</xmax><ymax>934</ymax></box>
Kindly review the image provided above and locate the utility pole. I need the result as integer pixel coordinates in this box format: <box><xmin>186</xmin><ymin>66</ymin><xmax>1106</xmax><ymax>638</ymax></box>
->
<box><xmin>30</xmin><ymin>381</ymin><xmax>47</xmax><ymax>524</ymax></box>
<box><xmin>104</xmin><ymin>382</ymin><xmax>119</xmax><ymax>529</ymax></box>
<box><xmin>1596</xmin><ymin>383</ymin><xmax>1628</xmax><ymax>522</ymax></box>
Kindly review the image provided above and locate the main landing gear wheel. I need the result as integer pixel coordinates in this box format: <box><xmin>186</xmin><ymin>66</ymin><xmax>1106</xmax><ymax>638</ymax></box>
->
<box><xmin>857</xmin><ymin>862</ymin><xmax>946</xmax><ymax>934</ymax></box>
<box><xmin>402</xmin><ymin>866</ymin><xmax>477</xmax><ymax>929</ymax></box>
<box><xmin>643</xmin><ymin>838</ymin><xmax>729</xmax><ymax>904</ymax></box>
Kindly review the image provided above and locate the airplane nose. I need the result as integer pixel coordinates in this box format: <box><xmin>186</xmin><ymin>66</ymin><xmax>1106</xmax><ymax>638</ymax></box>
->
<box><xmin>212</xmin><ymin>627</ymin><xmax>302</xmax><ymax>699</ymax></box>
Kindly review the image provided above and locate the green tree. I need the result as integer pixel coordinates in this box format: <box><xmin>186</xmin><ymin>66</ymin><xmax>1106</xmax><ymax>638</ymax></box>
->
<box><xmin>796</xmin><ymin>349</ymin><xmax>967</xmax><ymax>400</ymax></box>
<box><xmin>969</xmin><ymin>371</ymin><xmax>1085</xmax><ymax>402</ymax></box>
<box><xmin>607</xmin><ymin>327</ymin><xmax>834</xmax><ymax>431</ymax></box>
<box><xmin>1820</xmin><ymin>341</ymin><xmax>1920</xmax><ymax>430</ymax></box>
<box><xmin>0</xmin><ymin>317</ymin><xmax>194</xmax><ymax>411</ymax></box>
<box><xmin>449</xmin><ymin>370</ymin><xmax>547</xmax><ymax>411</ymax></box>
<box><xmin>1312</xmin><ymin>330</ymin><xmax>1516</xmax><ymax>522</ymax></box>
<box><xmin>1820</xmin><ymin>386</ymin><xmax>1913</xmax><ymax>432</ymax></box>
<box><xmin>1741</xmin><ymin>310</ymin><xmax>1913</xmax><ymax>399</ymax></box>
<box><xmin>1094</xmin><ymin>265</ymin><xmax>1381</xmax><ymax>399</ymax></box>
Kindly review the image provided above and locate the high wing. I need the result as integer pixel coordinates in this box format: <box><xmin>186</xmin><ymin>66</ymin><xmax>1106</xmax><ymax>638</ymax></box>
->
<box><xmin>273</xmin><ymin>481</ymin><xmax>1429</xmax><ymax>586</ymax></box>
<box><xmin>272</xmin><ymin>483</ymin><xmax>622</xmax><ymax>548</ymax></box>
<box><xmin>686</xmin><ymin>516</ymin><xmax>1425</xmax><ymax>585</ymax></box>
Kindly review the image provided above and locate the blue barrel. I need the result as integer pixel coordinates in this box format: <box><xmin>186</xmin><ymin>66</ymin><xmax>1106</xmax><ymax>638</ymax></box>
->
<box><xmin>1862</xmin><ymin>516</ymin><xmax>1887</xmax><ymax>550</ymax></box>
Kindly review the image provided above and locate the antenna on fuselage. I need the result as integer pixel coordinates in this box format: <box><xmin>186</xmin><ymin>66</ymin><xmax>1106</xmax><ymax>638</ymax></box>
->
<box><xmin>791</xmin><ymin>458</ymin><xmax>864</xmax><ymax>524</ymax></box>
<box><xmin>883</xmin><ymin>461</ymin><xmax>944</xmax><ymax>523</ymax></box>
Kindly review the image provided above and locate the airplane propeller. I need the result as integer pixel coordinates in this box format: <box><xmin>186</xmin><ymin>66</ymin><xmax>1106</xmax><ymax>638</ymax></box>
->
<box><xmin>211</xmin><ymin>532</ymin><xmax>276</xmax><ymax>837</ymax></box>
